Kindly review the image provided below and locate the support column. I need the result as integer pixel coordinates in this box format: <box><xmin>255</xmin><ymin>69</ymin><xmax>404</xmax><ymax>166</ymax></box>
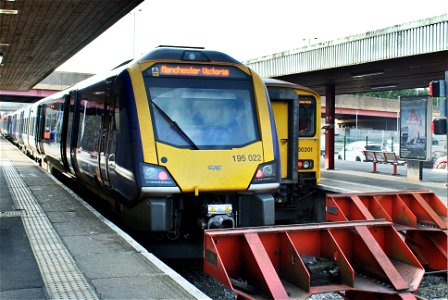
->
<box><xmin>444</xmin><ymin>70</ymin><xmax>448</xmax><ymax>117</ymax></box>
<box><xmin>325</xmin><ymin>84</ymin><xmax>335</xmax><ymax>170</ymax></box>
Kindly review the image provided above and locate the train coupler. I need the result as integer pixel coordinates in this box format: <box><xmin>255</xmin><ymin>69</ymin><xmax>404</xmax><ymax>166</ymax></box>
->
<box><xmin>200</xmin><ymin>204</ymin><xmax>235</xmax><ymax>229</ymax></box>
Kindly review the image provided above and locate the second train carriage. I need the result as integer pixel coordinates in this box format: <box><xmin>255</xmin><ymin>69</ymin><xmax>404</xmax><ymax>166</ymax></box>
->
<box><xmin>265</xmin><ymin>78</ymin><xmax>324</xmax><ymax>222</ymax></box>
<box><xmin>3</xmin><ymin>47</ymin><xmax>281</xmax><ymax>239</ymax></box>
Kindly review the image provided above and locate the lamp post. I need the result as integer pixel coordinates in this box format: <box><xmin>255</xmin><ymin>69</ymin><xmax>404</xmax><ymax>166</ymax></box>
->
<box><xmin>132</xmin><ymin>9</ymin><xmax>142</xmax><ymax>59</ymax></box>
<box><xmin>302</xmin><ymin>37</ymin><xmax>318</xmax><ymax>46</ymax></box>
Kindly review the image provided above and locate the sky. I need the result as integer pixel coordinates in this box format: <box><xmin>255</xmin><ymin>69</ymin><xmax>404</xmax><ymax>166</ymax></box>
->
<box><xmin>57</xmin><ymin>0</ymin><xmax>448</xmax><ymax>74</ymax></box>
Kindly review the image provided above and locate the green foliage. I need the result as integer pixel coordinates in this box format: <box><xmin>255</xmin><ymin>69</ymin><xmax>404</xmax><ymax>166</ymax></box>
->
<box><xmin>354</xmin><ymin>88</ymin><xmax>429</xmax><ymax>99</ymax></box>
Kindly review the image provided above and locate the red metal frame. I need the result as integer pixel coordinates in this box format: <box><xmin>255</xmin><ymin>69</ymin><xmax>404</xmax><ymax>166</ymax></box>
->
<box><xmin>326</xmin><ymin>191</ymin><xmax>447</xmax><ymax>271</ymax></box>
<box><xmin>204</xmin><ymin>221</ymin><xmax>424</xmax><ymax>300</ymax></box>
<box><xmin>326</xmin><ymin>190</ymin><xmax>447</xmax><ymax>230</ymax></box>
<box><xmin>405</xmin><ymin>230</ymin><xmax>448</xmax><ymax>270</ymax></box>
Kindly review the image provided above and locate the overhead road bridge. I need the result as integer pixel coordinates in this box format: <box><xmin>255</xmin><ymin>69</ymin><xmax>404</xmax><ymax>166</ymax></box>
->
<box><xmin>245</xmin><ymin>15</ymin><xmax>448</xmax><ymax>169</ymax></box>
<box><xmin>245</xmin><ymin>14</ymin><xmax>448</xmax><ymax>94</ymax></box>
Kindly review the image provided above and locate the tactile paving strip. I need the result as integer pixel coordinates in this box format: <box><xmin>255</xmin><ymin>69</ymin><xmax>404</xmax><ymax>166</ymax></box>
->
<box><xmin>1</xmin><ymin>159</ymin><xmax>98</xmax><ymax>300</ymax></box>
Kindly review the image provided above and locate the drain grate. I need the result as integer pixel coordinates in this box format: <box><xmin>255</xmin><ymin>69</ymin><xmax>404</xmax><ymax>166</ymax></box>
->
<box><xmin>1</xmin><ymin>159</ymin><xmax>98</xmax><ymax>300</ymax></box>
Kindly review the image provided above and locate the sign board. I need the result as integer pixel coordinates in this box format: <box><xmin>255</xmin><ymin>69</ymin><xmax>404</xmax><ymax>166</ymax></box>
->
<box><xmin>399</xmin><ymin>96</ymin><xmax>432</xmax><ymax>160</ymax></box>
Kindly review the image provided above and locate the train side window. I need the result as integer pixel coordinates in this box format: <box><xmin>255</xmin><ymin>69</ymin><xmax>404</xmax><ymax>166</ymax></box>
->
<box><xmin>44</xmin><ymin>100</ymin><xmax>64</xmax><ymax>143</ymax></box>
<box><xmin>77</xmin><ymin>83</ymin><xmax>106</xmax><ymax>154</ymax></box>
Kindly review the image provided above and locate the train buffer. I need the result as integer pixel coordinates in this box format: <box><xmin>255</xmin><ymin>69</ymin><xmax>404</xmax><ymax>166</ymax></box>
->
<box><xmin>326</xmin><ymin>190</ymin><xmax>447</xmax><ymax>271</ymax></box>
<box><xmin>203</xmin><ymin>220</ymin><xmax>424</xmax><ymax>300</ymax></box>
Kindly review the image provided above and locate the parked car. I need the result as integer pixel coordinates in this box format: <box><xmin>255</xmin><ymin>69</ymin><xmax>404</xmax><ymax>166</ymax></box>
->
<box><xmin>385</xmin><ymin>142</ymin><xmax>400</xmax><ymax>155</ymax></box>
<box><xmin>433</xmin><ymin>155</ymin><xmax>447</xmax><ymax>169</ymax></box>
<box><xmin>337</xmin><ymin>141</ymin><xmax>382</xmax><ymax>161</ymax></box>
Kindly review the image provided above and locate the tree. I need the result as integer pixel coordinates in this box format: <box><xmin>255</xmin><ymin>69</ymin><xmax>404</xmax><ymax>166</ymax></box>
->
<box><xmin>355</xmin><ymin>88</ymin><xmax>429</xmax><ymax>99</ymax></box>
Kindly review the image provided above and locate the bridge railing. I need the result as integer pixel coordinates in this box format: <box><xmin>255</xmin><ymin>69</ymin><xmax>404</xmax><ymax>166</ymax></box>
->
<box><xmin>245</xmin><ymin>15</ymin><xmax>448</xmax><ymax>78</ymax></box>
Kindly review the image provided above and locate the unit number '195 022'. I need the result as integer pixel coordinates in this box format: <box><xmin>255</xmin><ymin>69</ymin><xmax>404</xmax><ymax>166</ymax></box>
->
<box><xmin>232</xmin><ymin>154</ymin><xmax>261</xmax><ymax>162</ymax></box>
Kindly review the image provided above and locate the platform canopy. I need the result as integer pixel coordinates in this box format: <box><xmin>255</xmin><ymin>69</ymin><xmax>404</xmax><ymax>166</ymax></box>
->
<box><xmin>0</xmin><ymin>0</ymin><xmax>143</xmax><ymax>91</ymax></box>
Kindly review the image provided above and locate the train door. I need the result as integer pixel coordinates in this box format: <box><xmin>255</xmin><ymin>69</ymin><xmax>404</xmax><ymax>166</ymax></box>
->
<box><xmin>18</xmin><ymin>110</ymin><xmax>25</xmax><ymax>146</ymax></box>
<box><xmin>272</xmin><ymin>101</ymin><xmax>289</xmax><ymax>179</ymax></box>
<box><xmin>60</xmin><ymin>94</ymin><xmax>71</xmax><ymax>171</ymax></box>
<box><xmin>68</xmin><ymin>91</ymin><xmax>81</xmax><ymax>176</ymax></box>
<box><xmin>23</xmin><ymin>109</ymin><xmax>29</xmax><ymax>150</ymax></box>
<box><xmin>98</xmin><ymin>78</ymin><xmax>116</xmax><ymax>188</ymax></box>
<box><xmin>35</xmin><ymin>105</ymin><xmax>45</xmax><ymax>154</ymax></box>
<box><xmin>269</xmin><ymin>87</ymin><xmax>299</xmax><ymax>183</ymax></box>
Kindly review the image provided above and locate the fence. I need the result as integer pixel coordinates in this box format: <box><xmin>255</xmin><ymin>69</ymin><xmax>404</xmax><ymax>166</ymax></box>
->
<box><xmin>323</xmin><ymin>128</ymin><xmax>447</xmax><ymax>162</ymax></box>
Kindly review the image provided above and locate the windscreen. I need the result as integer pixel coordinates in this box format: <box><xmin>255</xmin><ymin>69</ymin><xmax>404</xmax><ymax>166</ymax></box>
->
<box><xmin>143</xmin><ymin>64</ymin><xmax>260</xmax><ymax>149</ymax></box>
<box><xmin>267</xmin><ymin>87</ymin><xmax>317</xmax><ymax>138</ymax></box>
<box><xmin>298</xmin><ymin>96</ymin><xmax>316</xmax><ymax>137</ymax></box>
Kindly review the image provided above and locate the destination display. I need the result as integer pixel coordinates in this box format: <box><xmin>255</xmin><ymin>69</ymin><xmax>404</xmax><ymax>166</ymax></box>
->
<box><xmin>147</xmin><ymin>63</ymin><xmax>248</xmax><ymax>78</ymax></box>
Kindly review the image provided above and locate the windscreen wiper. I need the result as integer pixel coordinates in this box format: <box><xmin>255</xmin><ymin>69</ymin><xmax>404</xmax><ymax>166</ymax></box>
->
<box><xmin>150</xmin><ymin>100</ymin><xmax>200</xmax><ymax>150</ymax></box>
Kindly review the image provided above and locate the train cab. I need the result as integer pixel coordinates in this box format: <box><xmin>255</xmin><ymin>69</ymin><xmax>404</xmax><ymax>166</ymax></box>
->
<box><xmin>264</xmin><ymin>78</ymin><xmax>324</xmax><ymax>222</ymax></box>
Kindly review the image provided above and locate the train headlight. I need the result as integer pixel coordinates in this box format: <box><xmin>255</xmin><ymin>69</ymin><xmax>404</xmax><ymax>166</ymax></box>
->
<box><xmin>298</xmin><ymin>160</ymin><xmax>313</xmax><ymax>169</ymax></box>
<box><xmin>251</xmin><ymin>161</ymin><xmax>279</xmax><ymax>184</ymax></box>
<box><xmin>140</xmin><ymin>163</ymin><xmax>176</xmax><ymax>187</ymax></box>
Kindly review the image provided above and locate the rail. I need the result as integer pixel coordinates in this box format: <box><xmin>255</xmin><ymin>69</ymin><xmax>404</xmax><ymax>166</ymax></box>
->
<box><xmin>362</xmin><ymin>150</ymin><xmax>406</xmax><ymax>175</ymax></box>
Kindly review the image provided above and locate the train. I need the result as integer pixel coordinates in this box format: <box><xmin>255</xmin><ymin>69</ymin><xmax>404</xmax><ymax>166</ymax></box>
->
<box><xmin>1</xmin><ymin>46</ymin><xmax>324</xmax><ymax>244</ymax></box>
<box><xmin>1</xmin><ymin>46</ymin><xmax>282</xmax><ymax>240</ymax></box>
<box><xmin>264</xmin><ymin>79</ymin><xmax>324</xmax><ymax>222</ymax></box>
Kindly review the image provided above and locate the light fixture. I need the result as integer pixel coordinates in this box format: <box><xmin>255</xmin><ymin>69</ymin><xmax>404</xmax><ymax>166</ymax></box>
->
<box><xmin>0</xmin><ymin>53</ymin><xmax>3</xmax><ymax>65</ymax></box>
<box><xmin>0</xmin><ymin>9</ymin><xmax>18</xmax><ymax>14</ymax></box>
<box><xmin>352</xmin><ymin>71</ymin><xmax>384</xmax><ymax>78</ymax></box>
<box><xmin>370</xmin><ymin>85</ymin><xmax>397</xmax><ymax>90</ymax></box>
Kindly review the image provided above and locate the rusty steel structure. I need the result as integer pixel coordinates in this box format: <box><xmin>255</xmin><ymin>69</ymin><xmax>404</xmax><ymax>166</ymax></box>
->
<box><xmin>204</xmin><ymin>190</ymin><xmax>447</xmax><ymax>299</ymax></box>
<box><xmin>204</xmin><ymin>220</ymin><xmax>425</xmax><ymax>299</ymax></box>
<box><xmin>327</xmin><ymin>190</ymin><xmax>447</xmax><ymax>272</ymax></box>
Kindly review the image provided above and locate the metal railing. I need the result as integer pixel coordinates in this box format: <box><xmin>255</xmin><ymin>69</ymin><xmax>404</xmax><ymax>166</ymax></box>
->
<box><xmin>245</xmin><ymin>15</ymin><xmax>448</xmax><ymax>78</ymax></box>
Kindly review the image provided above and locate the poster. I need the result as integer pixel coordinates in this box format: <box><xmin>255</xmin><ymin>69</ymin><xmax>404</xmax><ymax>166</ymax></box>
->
<box><xmin>399</xmin><ymin>96</ymin><xmax>432</xmax><ymax>160</ymax></box>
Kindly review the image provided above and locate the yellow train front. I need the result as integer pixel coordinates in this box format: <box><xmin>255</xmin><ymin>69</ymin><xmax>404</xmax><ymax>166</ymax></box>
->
<box><xmin>118</xmin><ymin>47</ymin><xmax>280</xmax><ymax>236</ymax></box>
<box><xmin>0</xmin><ymin>47</ymin><xmax>280</xmax><ymax>243</ymax></box>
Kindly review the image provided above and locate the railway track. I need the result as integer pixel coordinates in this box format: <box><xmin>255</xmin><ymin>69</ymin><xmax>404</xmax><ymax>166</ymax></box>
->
<box><xmin>415</xmin><ymin>273</ymin><xmax>448</xmax><ymax>300</ymax></box>
<box><xmin>52</xmin><ymin>172</ymin><xmax>448</xmax><ymax>300</ymax></box>
<box><xmin>166</xmin><ymin>259</ymin><xmax>447</xmax><ymax>300</ymax></box>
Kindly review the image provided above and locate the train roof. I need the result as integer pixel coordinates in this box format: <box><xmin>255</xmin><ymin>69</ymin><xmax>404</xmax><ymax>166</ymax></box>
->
<box><xmin>263</xmin><ymin>78</ymin><xmax>318</xmax><ymax>95</ymax></box>
<box><xmin>136</xmin><ymin>46</ymin><xmax>241</xmax><ymax>64</ymax></box>
<box><xmin>64</xmin><ymin>47</ymin><xmax>243</xmax><ymax>94</ymax></box>
<box><xmin>5</xmin><ymin>47</ymin><xmax>246</xmax><ymax>113</ymax></box>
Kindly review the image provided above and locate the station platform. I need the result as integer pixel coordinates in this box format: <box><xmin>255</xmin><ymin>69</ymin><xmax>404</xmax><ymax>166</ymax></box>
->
<box><xmin>319</xmin><ymin>158</ymin><xmax>447</xmax><ymax>203</ymax></box>
<box><xmin>0</xmin><ymin>136</ymin><xmax>210</xmax><ymax>300</ymax></box>
<box><xmin>1</xmin><ymin>134</ymin><xmax>446</xmax><ymax>300</ymax></box>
